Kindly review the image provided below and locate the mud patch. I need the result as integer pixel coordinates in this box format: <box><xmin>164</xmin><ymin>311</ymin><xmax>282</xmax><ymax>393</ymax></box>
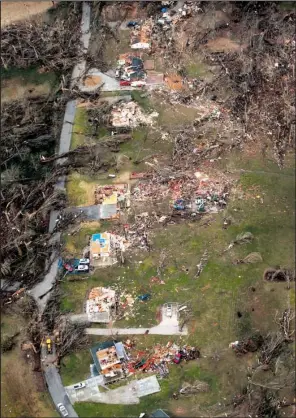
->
<box><xmin>206</xmin><ymin>37</ymin><xmax>245</xmax><ymax>52</ymax></box>
<box><xmin>84</xmin><ymin>75</ymin><xmax>102</xmax><ymax>88</ymax></box>
<box><xmin>1</xmin><ymin>79</ymin><xmax>52</xmax><ymax>104</ymax></box>
<box><xmin>1</xmin><ymin>1</ymin><xmax>52</xmax><ymax>27</ymax></box>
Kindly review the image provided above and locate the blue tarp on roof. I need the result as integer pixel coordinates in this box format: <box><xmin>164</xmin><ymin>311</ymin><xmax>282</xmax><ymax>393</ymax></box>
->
<box><xmin>92</xmin><ymin>233</ymin><xmax>101</xmax><ymax>241</ymax></box>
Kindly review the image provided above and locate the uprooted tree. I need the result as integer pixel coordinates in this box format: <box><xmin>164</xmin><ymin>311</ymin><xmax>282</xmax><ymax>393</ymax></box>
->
<box><xmin>1</xmin><ymin>2</ymin><xmax>83</xmax><ymax>72</ymax></box>
<box><xmin>230</xmin><ymin>308</ymin><xmax>295</xmax><ymax>417</ymax></box>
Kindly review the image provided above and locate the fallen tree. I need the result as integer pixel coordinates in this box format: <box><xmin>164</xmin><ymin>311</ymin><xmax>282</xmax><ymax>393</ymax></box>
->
<box><xmin>1</xmin><ymin>2</ymin><xmax>83</xmax><ymax>72</ymax></box>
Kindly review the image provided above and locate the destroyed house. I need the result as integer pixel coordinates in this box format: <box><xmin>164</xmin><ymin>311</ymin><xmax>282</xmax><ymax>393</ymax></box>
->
<box><xmin>90</xmin><ymin>232</ymin><xmax>128</xmax><ymax>268</ymax></box>
<box><xmin>86</xmin><ymin>287</ymin><xmax>116</xmax><ymax>323</ymax></box>
<box><xmin>131</xmin><ymin>21</ymin><xmax>152</xmax><ymax>49</ymax></box>
<box><xmin>90</xmin><ymin>232</ymin><xmax>115</xmax><ymax>267</ymax></box>
<box><xmin>94</xmin><ymin>184</ymin><xmax>130</xmax><ymax>219</ymax></box>
<box><xmin>90</xmin><ymin>341</ymin><xmax>128</xmax><ymax>384</ymax></box>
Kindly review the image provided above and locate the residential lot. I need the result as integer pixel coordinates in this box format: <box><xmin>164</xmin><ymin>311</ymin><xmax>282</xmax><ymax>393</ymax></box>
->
<box><xmin>2</xmin><ymin>1</ymin><xmax>295</xmax><ymax>417</ymax></box>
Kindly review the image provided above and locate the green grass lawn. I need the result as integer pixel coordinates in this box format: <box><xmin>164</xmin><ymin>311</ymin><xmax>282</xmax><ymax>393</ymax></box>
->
<box><xmin>60</xmin><ymin>350</ymin><xmax>91</xmax><ymax>386</ymax></box>
<box><xmin>71</xmin><ymin>108</ymin><xmax>91</xmax><ymax>150</ymax></box>
<box><xmin>1</xmin><ymin>66</ymin><xmax>58</xmax><ymax>87</ymax></box>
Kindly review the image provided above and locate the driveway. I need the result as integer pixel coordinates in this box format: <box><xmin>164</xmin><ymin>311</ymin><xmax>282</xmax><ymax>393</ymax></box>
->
<box><xmin>84</xmin><ymin>303</ymin><xmax>187</xmax><ymax>336</ymax></box>
<box><xmin>65</xmin><ymin>375</ymin><xmax>160</xmax><ymax>405</ymax></box>
<box><xmin>80</xmin><ymin>69</ymin><xmax>121</xmax><ymax>92</ymax></box>
<box><xmin>85</xmin><ymin>326</ymin><xmax>187</xmax><ymax>336</ymax></box>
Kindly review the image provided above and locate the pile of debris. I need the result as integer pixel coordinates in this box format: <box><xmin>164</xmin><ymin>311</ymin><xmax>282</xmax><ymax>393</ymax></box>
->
<box><xmin>131</xmin><ymin>171</ymin><xmax>229</xmax><ymax>214</ymax></box>
<box><xmin>263</xmin><ymin>268</ymin><xmax>295</xmax><ymax>283</ymax></box>
<box><xmin>118</xmin><ymin>292</ymin><xmax>135</xmax><ymax>319</ymax></box>
<box><xmin>86</xmin><ymin>287</ymin><xmax>117</xmax><ymax>323</ymax></box>
<box><xmin>229</xmin><ymin>334</ymin><xmax>264</xmax><ymax>355</ymax></box>
<box><xmin>179</xmin><ymin>380</ymin><xmax>210</xmax><ymax>395</ymax></box>
<box><xmin>116</xmin><ymin>54</ymin><xmax>147</xmax><ymax>87</ymax></box>
<box><xmin>110</xmin><ymin>101</ymin><xmax>158</xmax><ymax>128</ymax></box>
<box><xmin>126</xmin><ymin>341</ymin><xmax>200</xmax><ymax>376</ymax></box>
<box><xmin>130</xmin><ymin>19</ymin><xmax>152</xmax><ymax>50</ymax></box>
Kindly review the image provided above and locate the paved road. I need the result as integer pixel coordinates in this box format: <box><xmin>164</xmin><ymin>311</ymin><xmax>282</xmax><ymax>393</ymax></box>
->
<box><xmin>35</xmin><ymin>3</ymin><xmax>92</xmax><ymax>417</ymax></box>
<box><xmin>31</xmin><ymin>3</ymin><xmax>89</xmax><ymax>312</ymax></box>
<box><xmin>71</xmin><ymin>2</ymin><xmax>90</xmax><ymax>87</ymax></box>
<box><xmin>69</xmin><ymin>313</ymin><xmax>89</xmax><ymax>323</ymax></box>
<box><xmin>81</xmin><ymin>2</ymin><xmax>91</xmax><ymax>52</ymax></box>
<box><xmin>45</xmin><ymin>365</ymin><xmax>78</xmax><ymax>417</ymax></box>
<box><xmin>76</xmin><ymin>303</ymin><xmax>188</xmax><ymax>336</ymax></box>
<box><xmin>57</xmin><ymin>100</ymin><xmax>76</xmax><ymax>161</ymax></box>
<box><xmin>30</xmin><ymin>250</ymin><xmax>60</xmax><ymax>312</ymax></box>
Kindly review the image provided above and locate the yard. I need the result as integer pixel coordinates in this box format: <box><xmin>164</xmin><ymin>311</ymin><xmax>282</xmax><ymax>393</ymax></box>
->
<box><xmin>59</xmin><ymin>149</ymin><xmax>295</xmax><ymax>416</ymax></box>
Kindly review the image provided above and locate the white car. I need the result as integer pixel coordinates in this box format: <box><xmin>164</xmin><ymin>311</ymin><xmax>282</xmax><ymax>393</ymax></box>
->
<box><xmin>131</xmin><ymin>80</ymin><xmax>146</xmax><ymax>87</ymax></box>
<box><xmin>75</xmin><ymin>265</ymin><xmax>89</xmax><ymax>272</ymax></box>
<box><xmin>79</xmin><ymin>258</ymin><xmax>90</xmax><ymax>265</ymax></box>
<box><xmin>57</xmin><ymin>403</ymin><xmax>69</xmax><ymax>417</ymax></box>
<box><xmin>166</xmin><ymin>304</ymin><xmax>172</xmax><ymax>317</ymax></box>
<box><xmin>73</xmin><ymin>382</ymin><xmax>86</xmax><ymax>390</ymax></box>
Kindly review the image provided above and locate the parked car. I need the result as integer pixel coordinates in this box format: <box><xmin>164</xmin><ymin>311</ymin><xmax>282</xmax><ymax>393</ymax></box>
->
<box><xmin>126</xmin><ymin>21</ymin><xmax>138</xmax><ymax>28</ymax></box>
<box><xmin>173</xmin><ymin>352</ymin><xmax>182</xmax><ymax>364</ymax></box>
<box><xmin>166</xmin><ymin>304</ymin><xmax>172</xmax><ymax>317</ymax></box>
<box><xmin>73</xmin><ymin>382</ymin><xmax>86</xmax><ymax>390</ymax></box>
<box><xmin>79</xmin><ymin>258</ymin><xmax>89</xmax><ymax>265</ymax></box>
<box><xmin>57</xmin><ymin>403</ymin><xmax>69</xmax><ymax>417</ymax></box>
<box><xmin>120</xmin><ymin>80</ymin><xmax>131</xmax><ymax>86</ymax></box>
<box><xmin>75</xmin><ymin>265</ymin><xmax>89</xmax><ymax>272</ymax></box>
<box><xmin>131</xmin><ymin>80</ymin><xmax>146</xmax><ymax>87</ymax></box>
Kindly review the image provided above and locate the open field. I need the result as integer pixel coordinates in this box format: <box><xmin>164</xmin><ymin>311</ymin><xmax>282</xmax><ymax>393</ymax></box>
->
<box><xmin>1</xmin><ymin>1</ymin><xmax>52</xmax><ymax>27</ymax></box>
<box><xmin>1</xmin><ymin>313</ymin><xmax>58</xmax><ymax>418</ymax></box>
<box><xmin>1</xmin><ymin>67</ymin><xmax>57</xmax><ymax>104</ymax></box>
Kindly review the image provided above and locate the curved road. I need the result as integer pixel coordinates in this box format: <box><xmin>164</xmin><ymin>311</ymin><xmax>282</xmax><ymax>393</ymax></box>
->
<box><xmin>33</xmin><ymin>3</ymin><xmax>91</xmax><ymax>417</ymax></box>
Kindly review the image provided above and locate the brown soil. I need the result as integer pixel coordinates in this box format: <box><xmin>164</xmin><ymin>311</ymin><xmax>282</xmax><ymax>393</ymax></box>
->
<box><xmin>84</xmin><ymin>75</ymin><xmax>102</xmax><ymax>88</ymax></box>
<box><xmin>165</xmin><ymin>74</ymin><xmax>183</xmax><ymax>91</ymax></box>
<box><xmin>102</xmin><ymin>2</ymin><xmax>147</xmax><ymax>22</ymax></box>
<box><xmin>1</xmin><ymin>79</ymin><xmax>52</xmax><ymax>104</ymax></box>
<box><xmin>1</xmin><ymin>1</ymin><xmax>52</xmax><ymax>27</ymax></box>
<box><xmin>1</xmin><ymin>347</ymin><xmax>54</xmax><ymax>417</ymax></box>
<box><xmin>206</xmin><ymin>37</ymin><xmax>245</xmax><ymax>52</ymax></box>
